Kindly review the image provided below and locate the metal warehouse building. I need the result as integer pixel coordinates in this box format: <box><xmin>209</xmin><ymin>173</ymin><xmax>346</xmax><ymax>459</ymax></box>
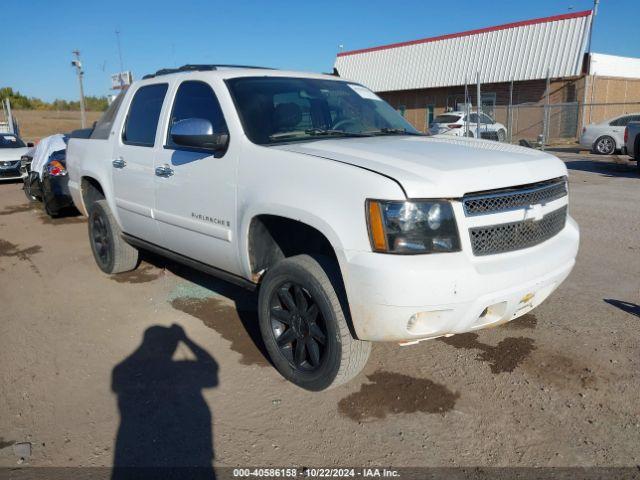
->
<box><xmin>334</xmin><ymin>10</ymin><xmax>640</xmax><ymax>141</ymax></box>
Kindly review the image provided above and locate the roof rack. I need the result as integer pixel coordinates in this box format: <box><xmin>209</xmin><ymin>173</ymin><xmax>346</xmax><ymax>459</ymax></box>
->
<box><xmin>142</xmin><ymin>64</ymin><xmax>275</xmax><ymax>79</ymax></box>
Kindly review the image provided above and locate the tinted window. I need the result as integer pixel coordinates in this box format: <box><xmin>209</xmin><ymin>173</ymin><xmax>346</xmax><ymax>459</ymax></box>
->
<box><xmin>610</xmin><ymin>116</ymin><xmax>632</xmax><ymax>127</ymax></box>
<box><xmin>167</xmin><ymin>81</ymin><xmax>228</xmax><ymax>147</ymax></box>
<box><xmin>123</xmin><ymin>84</ymin><xmax>168</xmax><ymax>146</ymax></box>
<box><xmin>480</xmin><ymin>113</ymin><xmax>494</xmax><ymax>124</ymax></box>
<box><xmin>468</xmin><ymin>113</ymin><xmax>479</xmax><ymax>123</ymax></box>
<box><xmin>433</xmin><ymin>115</ymin><xmax>461</xmax><ymax>124</ymax></box>
<box><xmin>91</xmin><ymin>89</ymin><xmax>127</xmax><ymax>140</ymax></box>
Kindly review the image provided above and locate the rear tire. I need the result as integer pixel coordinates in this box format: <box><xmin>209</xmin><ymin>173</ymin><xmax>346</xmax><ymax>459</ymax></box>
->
<box><xmin>497</xmin><ymin>129</ymin><xmax>506</xmax><ymax>143</ymax></box>
<box><xmin>88</xmin><ymin>199</ymin><xmax>139</xmax><ymax>274</ymax></box>
<box><xmin>258</xmin><ymin>254</ymin><xmax>371</xmax><ymax>391</ymax></box>
<box><xmin>593</xmin><ymin>135</ymin><xmax>615</xmax><ymax>155</ymax></box>
<box><xmin>43</xmin><ymin>198</ymin><xmax>59</xmax><ymax>218</ymax></box>
<box><xmin>23</xmin><ymin>174</ymin><xmax>40</xmax><ymax>202</ymax></box>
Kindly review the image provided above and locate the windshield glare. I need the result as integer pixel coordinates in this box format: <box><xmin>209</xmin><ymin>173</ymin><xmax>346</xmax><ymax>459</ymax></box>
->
<box><xmin>226</xmin><ymin>77</ymin><xmax>419</xmax><ymax>145</ymax></box>
<box><xmin>0</xmin><ymin>134</ymin><xmax>26</xmax><ymax>149</ymax></box>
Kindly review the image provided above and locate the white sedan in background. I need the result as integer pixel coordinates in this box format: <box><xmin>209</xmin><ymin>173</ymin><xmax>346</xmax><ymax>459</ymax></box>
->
<box><xmin>429</xmin><ymin>111</ymin><xmax>507</xmax><ymax>142</ymax></box>
<box><xmin>579</xmin><ymin>112</ymin><xmax>640</xmax><ymax>155</ymax></box>
<box><xmin>0</xmin><ymin>133</ymin><xmax>32</xmax><ymax>181</ymax></box>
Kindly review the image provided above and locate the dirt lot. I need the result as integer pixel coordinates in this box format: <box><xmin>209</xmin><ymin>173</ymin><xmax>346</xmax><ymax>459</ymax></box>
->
<box><xmin>0</xmin><ymin>152</ymin><xmax>638</xmax><ymax>472</ymax></box>
<box><xmin>11</xmin><ymin>110</ymin><xmax>103</xmax><ymax>143</ymax></box>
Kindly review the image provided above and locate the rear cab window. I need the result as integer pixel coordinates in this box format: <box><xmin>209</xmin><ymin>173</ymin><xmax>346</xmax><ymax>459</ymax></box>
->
<box><xmin>91</xmin><ymin>90</ymin><xmax>127</xmax><ymax>140</ymax></box>
<box><xmin>122</xmin><ymin>83</ymin><xmax>169</xmax><ymax>147</ymax></box>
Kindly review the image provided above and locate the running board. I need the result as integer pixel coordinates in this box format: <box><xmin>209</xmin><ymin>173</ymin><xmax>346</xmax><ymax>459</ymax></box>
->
<box><xmin>121</xmin><ymin>233</ymin><xmax>257</xmax><ymax>291</ymax></box>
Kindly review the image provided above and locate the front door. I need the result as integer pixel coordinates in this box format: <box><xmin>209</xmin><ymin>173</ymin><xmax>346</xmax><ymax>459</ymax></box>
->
<box><xmin>153</xmin><ymin>79</ymin><xmax>239</xmax><ymax>275</ymax></box>
<box><xmin>112</xmin><ymin>83</ymin><xmax>168</xmax><ymax>243</ymax></box>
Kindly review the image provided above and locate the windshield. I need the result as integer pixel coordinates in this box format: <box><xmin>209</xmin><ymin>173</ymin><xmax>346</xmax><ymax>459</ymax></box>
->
<box><xmin>226</xmin><ymin>77</ymin><xmax>420</xmax><ymax>145</ymax></box>
<box><xmin>0</xmin><ymin>134</ymin><xmax>26</xmax><ymax>148</ymax></box>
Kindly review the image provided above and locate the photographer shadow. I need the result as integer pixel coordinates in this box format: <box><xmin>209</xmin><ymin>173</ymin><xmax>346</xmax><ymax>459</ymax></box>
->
<box><xmin>111</xmin><ymin>324</ymin><xmax>218</xmax><ymax>479</ymax></box>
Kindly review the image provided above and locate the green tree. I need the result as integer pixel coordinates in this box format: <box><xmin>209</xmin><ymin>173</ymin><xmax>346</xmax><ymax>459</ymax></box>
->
<box><xmin>0</xmin><ymin>87</ymin><xmax>109</xmax><ymax>111</ymax></box>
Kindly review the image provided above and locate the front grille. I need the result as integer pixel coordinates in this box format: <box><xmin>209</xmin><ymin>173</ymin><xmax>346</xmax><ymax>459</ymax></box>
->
<box><xmin>463</xmin><ymin>177</ymin><xmax>567</xmax><ymax>216</ymax></box>
<box><xmin>0</xmin><ymin>160</ymin><xmax>20</xmax><ymax>168</ymax></box>
<box><xmin>469</xmin><ymin>206</ymin><xmax>567</xmax><ymax>256</ymax></box>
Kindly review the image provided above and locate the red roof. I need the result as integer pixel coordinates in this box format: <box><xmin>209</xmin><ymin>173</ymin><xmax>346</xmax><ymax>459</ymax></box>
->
<box><xmin>337</xmin><ymin>9</ymin><xmax>592</xmax><ymax>57</ymax></box>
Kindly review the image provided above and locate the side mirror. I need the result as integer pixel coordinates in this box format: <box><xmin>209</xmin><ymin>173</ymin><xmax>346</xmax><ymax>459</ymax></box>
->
<box><xmin>27</xmin><ymin>142</ymin><xmax>34</xmax><ymax>147</ymax></box>
<box><xmin>170</xmin><ymin>118</ymin><xmax>228</xmax><ymax>151</ymax></box>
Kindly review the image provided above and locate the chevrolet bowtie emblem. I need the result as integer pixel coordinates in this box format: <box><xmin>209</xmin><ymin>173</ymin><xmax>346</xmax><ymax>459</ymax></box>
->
<box><xmin>523</xmin><ymin>203</ymin><xmax>544</xmax><ymax>222</ymax></box>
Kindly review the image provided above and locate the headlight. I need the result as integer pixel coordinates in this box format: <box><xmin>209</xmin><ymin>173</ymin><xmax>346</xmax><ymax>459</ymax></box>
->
<box><xmin>366</xmin><ymin>199</ymin><xmax>460</xmax><ymax>254</ymax></box>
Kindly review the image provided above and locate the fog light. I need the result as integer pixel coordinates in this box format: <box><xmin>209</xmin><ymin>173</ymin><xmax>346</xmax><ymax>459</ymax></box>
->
<box><xmin>406</xmin><ymin>310</ymin><xmax>453</xmax><ymax>336</ymax></box>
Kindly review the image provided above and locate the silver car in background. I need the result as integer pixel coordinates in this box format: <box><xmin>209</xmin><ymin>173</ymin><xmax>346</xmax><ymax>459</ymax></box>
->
<box><xmin>579</xmin><ymin>113</ymin><xmax>640</xmax><ymax>154</ymax></box>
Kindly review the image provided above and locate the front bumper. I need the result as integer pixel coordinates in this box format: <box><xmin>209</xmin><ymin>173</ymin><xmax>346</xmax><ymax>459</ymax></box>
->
<box><xmin>343</xmin><ymin>216</ymin><xmax>579</xmax><ymax>342</ymax></box>
<box><xmin>0</xmin><ymin>161</ymin><xmax>24</xmax><ymax>180</ymax></box>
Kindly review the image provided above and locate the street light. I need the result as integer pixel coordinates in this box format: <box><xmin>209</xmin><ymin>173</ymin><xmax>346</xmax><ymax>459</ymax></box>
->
<box><xmin>71</xmin><ymin>50</ymin><xmax>87</xmax><ymax>128</ymax></box>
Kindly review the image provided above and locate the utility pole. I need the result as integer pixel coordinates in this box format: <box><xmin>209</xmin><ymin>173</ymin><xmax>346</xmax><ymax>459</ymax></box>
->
<box><xmin>581</xmin><ymin>0</ymin><xmax>599</xmax><ymax>132</ymax></box>
<box><xmin>115</xmin><ymin>29</ymin><xmax>125</xmax><ymax>72</ymax></box>
<box><xmin>71</xmin><ymin>50</ymin><xmax>87</xmax><ymax>128</ymax></box>
<box><xmin>586</xmin><ymin>0</ymin><xmax>599</xmax><ymax>54</ymax></box>
<box><xmin>476</xmin><ymin>71</ymin><xmax>481</xmax><ymax>139</ymax></box>
<box><xmin>115</xmin><ymin>29</ymin><xmax>126</xmax><ymax>88</ymax></box>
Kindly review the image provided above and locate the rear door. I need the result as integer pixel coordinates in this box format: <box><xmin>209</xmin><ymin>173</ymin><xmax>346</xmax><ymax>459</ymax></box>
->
<box><xmin>112</xmin><ymin>83</ymin><xmax>168</xmax><ymax>243</ymax></box>
<box><xmin>153</xmin><ymin>79</ymin><xmax>239</xmax><ymax>274</ymax></box>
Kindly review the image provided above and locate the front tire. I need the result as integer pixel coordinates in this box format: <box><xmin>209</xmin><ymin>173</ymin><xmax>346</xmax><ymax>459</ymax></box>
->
<box><xmin>593</xmin><ymin>135</ymin><xmax>616</xmax><ymax>155</ymax></box>
<box><xmin>88</xmin><ymin>199</ymin><xmax>139</xmax><ymax>274</ymax></box>
<box><xmin>258</xmin><ymin>255</ymin><xmax>371</xmax><ymax>391</ymax></box>
<box><xmin>497</xmin><ymin>129</ymin><xmax>506</xmax><ymax>143</ymax></box>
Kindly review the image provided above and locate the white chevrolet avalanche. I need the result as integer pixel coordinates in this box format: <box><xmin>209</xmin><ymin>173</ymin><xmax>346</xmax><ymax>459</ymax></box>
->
<box><xmin>67</xmin><ymin>65</ymin><xmax>579</xmax><ymax>391</ymax></box>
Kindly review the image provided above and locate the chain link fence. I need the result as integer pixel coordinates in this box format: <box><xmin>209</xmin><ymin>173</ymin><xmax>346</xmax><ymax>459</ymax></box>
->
<box><xmin>489</xmin><ymin>102</ymin><xmax>640</xmax><ymax>147</ymax></box>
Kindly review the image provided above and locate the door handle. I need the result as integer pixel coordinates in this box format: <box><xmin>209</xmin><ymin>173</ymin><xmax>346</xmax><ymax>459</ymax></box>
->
<box><xmin>112</xmin><ymin>157</ymin><xmax>126</xmax><ymax>169</ymax></box>
<box><xmin>155</xmin><ymin>164</ymin><xmax>174</xmax><ymax>177</ymax></box>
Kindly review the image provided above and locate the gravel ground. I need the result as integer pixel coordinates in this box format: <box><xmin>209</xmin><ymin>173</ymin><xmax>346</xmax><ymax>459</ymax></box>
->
<box><xmin>0</xmin><ymin>151</ymin><xmax>638</xmax><ymax>471</ymax></box>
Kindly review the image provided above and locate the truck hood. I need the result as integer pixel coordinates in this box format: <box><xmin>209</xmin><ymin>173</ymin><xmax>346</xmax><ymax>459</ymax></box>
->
<box><xmin>0</xmin><ymin>147</ymin><xmax>28</xmax><ymax>162</ymax></box>
<box><xmin>274</xmin><ymin>135</ymin><xmax>567</xmax><ymax>198</ymax></box>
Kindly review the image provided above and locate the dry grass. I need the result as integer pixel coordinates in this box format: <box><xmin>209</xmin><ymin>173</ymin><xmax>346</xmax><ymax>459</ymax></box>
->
<box><xmin>12</xmin><ymin>109</ymin><xmax>103</xmax><ymax>143</ymax></box>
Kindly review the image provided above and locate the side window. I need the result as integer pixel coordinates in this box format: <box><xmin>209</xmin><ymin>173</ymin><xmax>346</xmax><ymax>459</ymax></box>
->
<box><xmin>468</xmin><ymin>113</ymin><xmax>479</xmax><ymax>123</ymax></box>
<box><xmin>167</xmin><ymin>81</ymin><xmax>228</xmax><ymax>147</ymax></box>
<box><xmin>91</xmin><ymin>89</ymin><xmax>127</xmax><ymax>140</ymax></box>
<box><xmin>610</xmin><ymin>116</ymin><xmax>629</xmax><ymax>127</ymax></box>
<box><xmin>122</xmin><ymin>83</ymin><xmax>168</xmax><ymax>147</ymax></box>
<box><xmin>480</xmin><ymin>113</ymin><xmax>493</xmax><ymax>124</ymax></box>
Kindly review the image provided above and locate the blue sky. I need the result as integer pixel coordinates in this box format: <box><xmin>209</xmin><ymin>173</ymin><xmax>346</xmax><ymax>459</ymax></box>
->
<box><xmin>3</xmin><ymin>0</ymin><xmax>638</xmax><ymax>102</ymax></box>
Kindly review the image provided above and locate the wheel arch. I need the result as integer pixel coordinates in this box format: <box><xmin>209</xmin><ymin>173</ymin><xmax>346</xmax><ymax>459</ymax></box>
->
<box><xmin>242</xmin><ymin>208</ymin><xmax>346</xmax><ymax>281</ymax></box>
<box><xmin>244</xmin><ymin>210</ymin><xmax>360</xmax><ymax>341</ymax></box>
<box><xmin>80</xmin><ymin>176</ymin><xmax>105</xmax><ymax>214</ymax></box>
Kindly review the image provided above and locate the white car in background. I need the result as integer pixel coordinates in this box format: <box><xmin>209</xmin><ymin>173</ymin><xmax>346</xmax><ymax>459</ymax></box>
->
<box><xmin>0</xmin><ymin>133</ymin><xmax>32</xmax><ymax>181</ymax></box>
<box><xmin>579</xmin><ymin>113</ymin><xmax>640</xmax><ymax>155</ymax></box>
<box><xmin>429</xmin><ymin>111</ymin><xmax>507</xmax><ymax>142</ymax></box>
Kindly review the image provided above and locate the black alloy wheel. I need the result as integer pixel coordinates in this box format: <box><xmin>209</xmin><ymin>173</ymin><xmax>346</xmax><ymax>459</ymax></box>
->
<box><xmin>269</xmin><ymin>282</ymin><xmax>327</xmax><ymax>371</ymax></box>
<box><xmin>90</xmin><ymin>209</ymin><xmax>111</xmax><ymax>269</ymax></box>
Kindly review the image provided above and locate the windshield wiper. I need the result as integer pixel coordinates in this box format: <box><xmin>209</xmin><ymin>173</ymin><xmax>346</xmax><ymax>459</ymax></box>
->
<box><xmin>268</xmin><ymin>129</ymin><xmax>371</xmax><ymax>141</ymax></box>
<box><xmin>304</xmin><ymin>128</ymin><xmax>371</xmax><ymax>137</ymax></box>
<box><xmin>368</xmin><ymin>128</ymin><xmax>425</xmax><ymax>136</ymax></box>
